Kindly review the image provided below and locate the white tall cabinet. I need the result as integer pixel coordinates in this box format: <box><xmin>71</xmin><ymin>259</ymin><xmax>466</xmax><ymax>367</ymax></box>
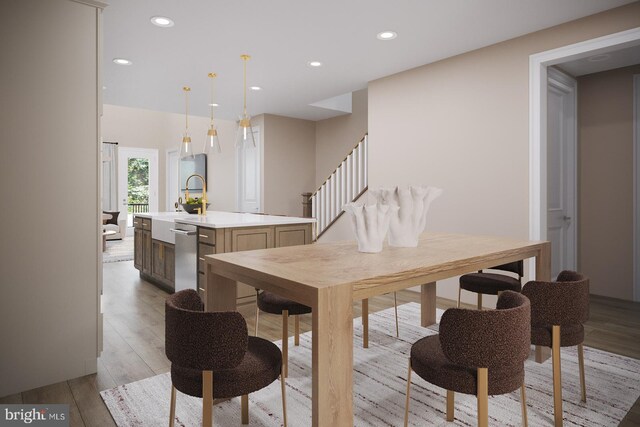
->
<box><xmin>0</xmin><ymin>0</ymin><xmax>105</xmax><ymax>397</ymax></box>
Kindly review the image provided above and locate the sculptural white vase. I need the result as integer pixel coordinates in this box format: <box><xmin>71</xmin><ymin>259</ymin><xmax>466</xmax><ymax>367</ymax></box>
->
<box><xmin>369</xmin><ymin>185</ymin><xmax>443</xmax><ymax>247</ymax></box>
<box><xmin>343</xmin><ymin>202</ymin><xmax>396</xmax><ymax>253</ymax></box>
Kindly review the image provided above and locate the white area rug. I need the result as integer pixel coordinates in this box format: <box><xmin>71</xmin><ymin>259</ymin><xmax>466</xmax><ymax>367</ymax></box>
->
<box><xmin>101</xmin><ymin>303</ymin><xmax>640</xmax><ymax>426</ymax></box>
<box><xmin>103</xmin><ymin>236</ymin><xmax>134</xmax><ymax>263</ymax></box>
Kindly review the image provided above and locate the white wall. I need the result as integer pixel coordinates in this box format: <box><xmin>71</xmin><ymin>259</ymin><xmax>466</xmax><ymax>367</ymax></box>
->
<box><xmin>102</xmin><ymin>105</ymin><xmax>238</xmax><ymax>212</ymax></box>
<box><xmin>0</xmin><ymin>0</ymin><xmax>102</xmax><ymax>397</ymax></box>
<box><xmin>368</xmin><ymin>3</ymin><xmax>640</xmax><ymax>305</ymax></box>
<box><xmin>262</xmin><ymin>114</ymin><xmax>316</xmax><ymax>217</ymax></box>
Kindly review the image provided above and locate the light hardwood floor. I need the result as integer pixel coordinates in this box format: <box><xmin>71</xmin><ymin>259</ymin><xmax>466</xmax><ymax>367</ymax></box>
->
<box><xmin>1</xmin><ymin>260</ymin><xmax>639</xmax><ymax>426</ymax></box>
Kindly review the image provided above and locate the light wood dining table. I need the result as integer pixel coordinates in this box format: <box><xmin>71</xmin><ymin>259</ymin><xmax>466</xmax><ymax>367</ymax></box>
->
<box><xmin>204</xmin><ymin>232</ymin><xmax>550</xmax><ymax>427</ymax></box>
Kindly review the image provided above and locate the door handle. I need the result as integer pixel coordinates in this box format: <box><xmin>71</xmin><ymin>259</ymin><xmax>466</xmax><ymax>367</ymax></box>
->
<box><xmin>170</xmin><ymin>228</ymin><xmax>197</xmax><ymax>236</ymax></box>
<box><xmin>563</xmin><ymin>215</ymin><xmax>572</xmax><ymax>221</ymax></box>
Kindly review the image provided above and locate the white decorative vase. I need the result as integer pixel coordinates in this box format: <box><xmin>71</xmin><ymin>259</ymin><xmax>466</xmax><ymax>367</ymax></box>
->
<box><xmin>343</xmin><ymin>202</ymin><xmax>396</xmax><ymax>253</ymax></box>
<box><xmin>369</xmin><ymin>185</ymin><xmax>443</xmax><ymax>247</ymax></box>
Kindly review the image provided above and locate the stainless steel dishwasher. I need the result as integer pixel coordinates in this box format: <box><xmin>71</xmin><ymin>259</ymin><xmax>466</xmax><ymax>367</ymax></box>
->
<box><xmin>171</xmin><ymin>223</ymin><xmax>198</xmax><ymax>292</ymax></box>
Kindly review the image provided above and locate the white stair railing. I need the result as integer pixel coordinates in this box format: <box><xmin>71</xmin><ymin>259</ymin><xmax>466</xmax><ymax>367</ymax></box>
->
<box><xmin>311</xmin><ymin>134</ymin><xmax>368</xmax><ymax>238</ymax></box>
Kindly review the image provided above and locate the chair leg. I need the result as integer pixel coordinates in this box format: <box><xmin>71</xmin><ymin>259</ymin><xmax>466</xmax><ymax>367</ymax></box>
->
<box><xmin>477</xmin><ymin>367</ymin><xmax>488</xmax><ymax>427</ymax></box>
<box><xmin>521</xmin><ymin>383</ymin><xmax>528</xmax><ymax>427</ymax></box>
<box><xmin>254</xmin><ymin>305</ymin><xmax>259</xmax><ymax>337</ymax></box>
<box><xmin>578</xmin><ymin>343</ymin><xmax>586</xmax><ymax>402</ymax></box>
<box><xmin>457</xmin><ymin>286</ymin><xmax>462</xmax><ymax>308</ymax></box>
<box><xmin>404</xmin><ymin>358</ymin><xmax>412</xmax><ymax>427</ymax></box>
<box><xmin>254</xmin><ymin>289</ymin><xmax>260</xmax><ymax>337</ymax></box>
<box><xmin>552</xmin><ymin>325</ymin><xmax>563</xmax><ymax>427</ymax></box>
<box><xmin>294</xmin><ymin>315</ymin><xmax>300</xmax><ymax>346</ymax></box>
<box><xmin>446</xmin><ymin>390</ymin><xmax>455</xmax><ymax>422</ymax></box>
<box><xmin>362</xmin><ymin>298</ymin><xmax>369</xmax><ymax>349</ymax></box>
<box><xmin>241</xmin><ymin>394</ymin><xmax>249</xmax><ymax>425</ymax></box>
<box><xmin>280</xmin><ymin>365</ymin><xmax>288</xmax><ymax>427</ymax></box>
<box><xmin>169</xmin><ymin>384</ymin><xmax>176</xmax><ymax>427</ymax></box>
<box><xmin>202</xmin><ymin>371</ymin><xmax>213</xmax><ymax>427</ymax></box>
<box><xmin>282</xmin><ymin>310</ymin><xmax>289</xmax><ymax>378</ymax></box>
<box><xmin>394</xmin><ymin>292</ymin><xmax>400</xmax><ymax>337</ymax></box>
<box><xmin>477</xmin><ymin>293</ymin><xmax>483</xmax><ymax>311</ymax></box>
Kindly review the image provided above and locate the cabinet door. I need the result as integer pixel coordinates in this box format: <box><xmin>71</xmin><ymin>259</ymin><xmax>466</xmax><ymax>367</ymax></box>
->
<box><xmin>275</xmin><ymin>224</ymin><xmax>312</xmax><ymax>247</ymax></box>
<box><xmin>230</xmin><ymin>227</ymin><xmax>274</xmax><ymax>252</ymax></box>
<box><xmin>142</xmin><ymin>230</ymin><xmax>152</xmax><ymax>275</ymax></box>
<box><xmin>164</xmin><ymin>243</ymin><xmax>175</xmax><ymax>286</ymax></box>
<box><xmin>151</xmin><ymin>240</ymin><xmax>164</xmax><ymax>281</ymax></box>
<box><xmin>134</xmin><ymin>228</ymin><xmax>143</xmax><ymax>270</ymax></box>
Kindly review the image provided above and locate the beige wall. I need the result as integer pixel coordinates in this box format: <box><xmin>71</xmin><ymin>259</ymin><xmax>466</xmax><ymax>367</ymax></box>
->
<box><xmin>368</xmin><ymin>3</ymin><xmax>640</xmax><ymax>304</ymax></box>
<box><xmin>102</xmin><ymin>105</ymin><xmax>238</xmax><ymax>212</ymax></box>
<box><xmin>315</xmin><ymin>89</ymin><xmax>368</xmax><ymax>188</ymax></box>
<box><xmin>0</xmin><ymin>0</ymin><xmax>100</xmax><ymax>397</ymax></box>
<box><xmin>262</xmin><ymin>114</ymin><xmax>316</xmax><ymax>216</ymax></box>
<box><xmin>578</xmin><ymin>64</ymin><xmax>640</xmax><ymax>300</ymax></box>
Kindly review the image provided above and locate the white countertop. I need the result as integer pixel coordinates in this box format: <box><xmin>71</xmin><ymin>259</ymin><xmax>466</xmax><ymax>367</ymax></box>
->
<box><xmin>137</xmin><ymin>210</ymin><xmax>315</xmax><ymax>229</ymax></box>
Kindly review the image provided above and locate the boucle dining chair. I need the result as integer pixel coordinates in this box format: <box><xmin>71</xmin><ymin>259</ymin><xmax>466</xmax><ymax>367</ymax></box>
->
<box><xmin>255</xmin><ymin>290</ymin><xmax>312</xmax><ymax>378</ymax></box>
<box><xmin>166</xmin><ymin>289</ymin><xmax>287</xmax><ymax>427</ymax></box>
<box><xmin>522</xmin><ymin>271</ymin><xmax>589</xmax><ymax>427</ymax></box>
<box><xmin>404</xmin><ymin>291</ymin><xmax>531</xmax><ymax>427</ymax></box>
<box><xmin>458</xmin><ymin>260</ymin><xmax>524</xmax><ymax>309</ymax></box>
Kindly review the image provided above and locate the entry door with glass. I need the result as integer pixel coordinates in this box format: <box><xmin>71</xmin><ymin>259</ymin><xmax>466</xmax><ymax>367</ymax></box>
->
<box><xmin>118</xmin><ymin>147</ymin><xmax>159</xmax><ymax>228</ymax></box>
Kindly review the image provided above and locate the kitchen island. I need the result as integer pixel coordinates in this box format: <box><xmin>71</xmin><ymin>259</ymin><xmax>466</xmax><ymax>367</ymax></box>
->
<box><xmin>133</xmin><ymin>211</ymin><xmax>315</xmax><ymax>306</ymax></box>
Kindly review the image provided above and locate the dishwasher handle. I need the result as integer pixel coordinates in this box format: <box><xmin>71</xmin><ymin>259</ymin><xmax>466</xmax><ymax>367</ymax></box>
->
<box><xmin>170</xmin><ymin>228</ymin><xmax>197</xmax><ymax>236</ymax></box>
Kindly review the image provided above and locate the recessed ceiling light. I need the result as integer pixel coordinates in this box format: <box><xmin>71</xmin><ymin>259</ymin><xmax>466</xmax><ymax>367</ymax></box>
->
<box><xmin>208</xmin><ymin>103</ymin><xmax>219</xmax><ymax>107</ymax></box>
<box><xmin>113</xmin><ymin>58</ymin><xmax>132</xmax><ymax>65</ymax></box>
<box><xmin>377</xmin><ymin>31</ymin><xmax>397</xmax><ymax>40</ymax></box>
<box><xmin>150</xmin><ymin>16</ymin><xmax>174</xmax><ymax>27</ymax></box>
<box><xmin>102</xmin><ymin>86</ymin><xmax>107</xmax><ymax>90</ymax></box>
<box><xmin>308</xmin><ymin>61</ymin><xmax>322</xmax><ymax>67</ymax></box>
<box><xmin>250</xmin><ymin>86</ymin><xmax>262</xmax><ymax>91</ymax></box>
<box><xmin>587</xmin><ymin>54</ymin><xmax>611</xmax><ymax>62</ymax></box>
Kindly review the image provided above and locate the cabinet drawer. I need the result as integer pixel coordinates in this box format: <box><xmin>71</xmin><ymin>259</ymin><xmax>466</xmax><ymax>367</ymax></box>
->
<box><xmin>142</xmin><ymin>218</ymin><xmax>151</xmax><ymax>230</ymax></box>
<box><xmin>198</xmin><ymin>243</ymin><xmax>216</xmax><ymax>273</ymax></box>
<box><xmin>198</xmin><ymin>228</ymin><xmax>215</xmax><ymax>245</ymax></box>
<box><xmin>133</xmin><ymin>217</ymin><xmax>142</xmax><ymax>229</ymax></box>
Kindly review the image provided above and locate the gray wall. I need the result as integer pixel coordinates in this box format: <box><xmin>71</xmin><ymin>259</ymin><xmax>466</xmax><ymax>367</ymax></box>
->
<box><xmin>0</xmin><ymin>0</ymin><xmax>101</xmax><ymax>396</ymax></box>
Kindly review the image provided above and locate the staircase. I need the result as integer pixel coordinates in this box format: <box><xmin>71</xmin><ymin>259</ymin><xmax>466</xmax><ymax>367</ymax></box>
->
<box><xmin>311</xmin><ymin>134</ymin><xmax>368</xmax><ymax>238</ymax></box>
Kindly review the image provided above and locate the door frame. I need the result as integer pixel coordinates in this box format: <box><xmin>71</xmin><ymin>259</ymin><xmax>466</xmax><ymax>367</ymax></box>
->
<box><xmin>634</xmin><ymin>74</ymin><xmax>640</xmax><ymax>301</ymax></box>
<box><xmin>546</xmin><ymin>67</ymin><xmax>578</xmax><ymax>275</ymax></box>
<box><xmin>529</xmin><ymin>27</ymin><xmax>640</xmax><ymax>282</ymax></box>
<box><xmin>166</xmin><ymin>148</ymin><xmax>179</xmax><ymax>211</ymax></box>
<box><xmin>117</xmin><ymin>147</ymin><xmax>159</xmax><ymax>227</ymax></box>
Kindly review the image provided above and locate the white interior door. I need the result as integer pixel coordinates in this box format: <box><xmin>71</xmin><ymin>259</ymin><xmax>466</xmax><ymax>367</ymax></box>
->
<box><xmin>547</xmin><ymin>68</ymin><xmax>577</xmax><ymax>279</ymax></box>
<box><xmin>166</xmin><ymin>149</ymin><xmax>179</xmax><ymax>211</ymax></box>
<box><xmin>236</xmin><ymin>128</ymin><xmax>262</xmax><ymax>213</ymax></box>
<box><xmin>117</xmin><ymin>147</ymin><xmax>159</xmax><ymax>229</ymax></box>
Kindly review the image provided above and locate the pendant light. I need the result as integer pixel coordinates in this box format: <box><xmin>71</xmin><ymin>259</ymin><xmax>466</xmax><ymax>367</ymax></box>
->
<box><xmin>204</xmin><ymin>73</ymin><xmax>221</xmax><ymax>154</ymax></box>
<box><xmin>236</xmin><ymin>54</ymin><xmax>256</xmax><ymax>147</ymax></box>
<box><xmin>180</xmin><ymin>86</ymin><xmax>195</xmax><ymax>159</ymax></box>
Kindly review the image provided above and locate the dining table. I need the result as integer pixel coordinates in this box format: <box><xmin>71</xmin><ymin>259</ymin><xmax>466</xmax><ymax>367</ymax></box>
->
<box><xmin>204</xmin><ymin>232</ymin><xmax>550</xmax><ymax>427</ymax></box>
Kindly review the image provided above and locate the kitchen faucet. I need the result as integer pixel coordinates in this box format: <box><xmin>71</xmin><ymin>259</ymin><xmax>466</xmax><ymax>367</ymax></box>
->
<box><xmin>184</xmin><ymin>174</ymin><xmax>208</xmax><ymax>216</ymax></box>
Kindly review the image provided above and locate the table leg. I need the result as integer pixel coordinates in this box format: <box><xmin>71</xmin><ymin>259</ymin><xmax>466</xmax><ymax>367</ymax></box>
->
<box><xmin>535</xmin><ymin>242</ymin><xmax>552</xmax><ymax>363</ymax></box>
<box><xmin>312</xmin><ymin>285</ymin><xmax>353</xmax><ymax>427</ymax></box>
<box><xmin>362</xmin><ymin>299</ymin><xmax>369</xmax><ymax>349</ymax></box>
<box><xmin>205</xmin><ymin>264</ymin><xmax>238</xmax><ymax>312</ymax></box>
<box><xmin>421</xmin><ymin>282</ymin><xmax>437</xmax><ymax>327</ymax></box>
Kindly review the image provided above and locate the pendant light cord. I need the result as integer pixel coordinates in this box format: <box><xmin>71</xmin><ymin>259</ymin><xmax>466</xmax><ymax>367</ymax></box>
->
<box><xmin>184</xmin><ymin>87</ymin><xmax>189</xmax><ymax>132</ymax></box>
<box><xmin>243</xmin><ymin>59</ymin><xmax>247</xmax><ymax>116</ymax></box>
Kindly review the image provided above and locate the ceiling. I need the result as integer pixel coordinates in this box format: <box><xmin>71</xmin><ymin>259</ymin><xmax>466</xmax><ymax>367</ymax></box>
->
<box><xmin>102</xmin><ymin>0</ymin><xmax>635</xmax><ymax>122</ymax></box>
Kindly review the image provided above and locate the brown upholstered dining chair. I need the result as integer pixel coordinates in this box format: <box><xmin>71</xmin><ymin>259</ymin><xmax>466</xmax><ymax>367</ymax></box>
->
<box><xmin>404</xmin><ymin>291</ymin><xmax>530</xmax><ymax>427</ymax></box>
<box><xmin>522</xmin><ymin>270</ymin><xmax>589</xmax><ymax>427</ymax></box>
<box><xmin>255</xmin><ymin>290</ymin><xmax>312</xmax><ymax>378</ymax></box>
<box><xmin>458</xmin><ymin>260</ymin><xmax>524</xmax><ymax>309</ymax></box>
<box><xmin>166</xmin><ymin>289</ymin><xmax>287</xmax><ymax>427</ymax></box>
